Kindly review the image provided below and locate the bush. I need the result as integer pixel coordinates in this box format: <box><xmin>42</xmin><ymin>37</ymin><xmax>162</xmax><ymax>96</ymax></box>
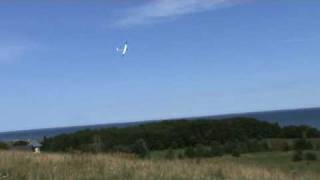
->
<box><xmin>292</xmin><ymin>150</ymin><xmax>303</xmax><ymax>162</ymax></box>
<box><xmin>131</xmin><ymin>139</ymin><xmax>149</xmax><ymax>159</ymax></box>
<box><xmin>231</xmin><ymin>143</ymin><xmax>243</xmax><ymax>157</ymax></box>
<box><xmin>194</xmin><ymin>144</ymin><xmax>210</xmax><ymax>157</ymax></box>
<box><xmin>210</xmin><ymin>142</ymin><xmax>223</xmax><ymax>157</ymax></box>
<box><xmin>238</xmin><ymin>142</ymin><xmax>248</xmax><ymax>154</ymax></box>
<box><xmin>282</xmin><ymin>142</ymin><xmax>290</xmax><ymax>152</ymax></box>
<box><xmin>293</xmin><ymin>139</ymin><xmax>313</xmax><ymax>150</ymax></box>
<box><xmin>0</xmin><ymin>142</ymin><xmax>8</xmax><ymax>150</ymax></box>
<box><xmin>261</xmin><ymin>141</ymin><xmax>271</xmax><ymax>151</ymax></box>
<box><xmin>231</xmin><ymin>149</ymin><xmax>241</xmax><ymax>158</ymax></box>
<box><xmin>246</xmin><ymin>140</ymin><xmax>260</xmax><ymax>152</ymax></box>
<box><xmin>305</xmin><ymin>152</ymin><xmax>317</xmax><ymax>161</ymax></box>
<box><xmin>245</xmin><ymin>140</ymin><xmax>270</xmax><ymax>152</ymax></box>
<box><xmin>224</xmin><ymin>141</ymin><xmax>243</xmax><ymax>157</ymax></box>
<box><xmin>113</xmin><ymin>145</ymin><xmax>131</xmax><ymax>153</ymax></box>
<box><xmin>185</xmin><ymin>147</ymin><xmax>196</xmax><ymax>158</ymax></box>
<box><xmin>185</xmin><ymin>145</ymin><xmax>211</xmax><ymax>158</ymax></box>
<box><xmin>223</xmin><ymin>142</ymin><xmax>236</xmax><ymax>154</ymax></box>
<box><xmin>178</xmin><ymin>153</ymin><xmax>185</xmax><ymax>159</ymax></box>
<box><xmin>164</xmin><ymin>148</ymin><xmax>175</xmax><ymax>160</ymax></box>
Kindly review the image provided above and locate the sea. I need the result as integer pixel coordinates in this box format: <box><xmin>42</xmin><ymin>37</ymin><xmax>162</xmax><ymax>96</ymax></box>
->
<box><xmin>0</xmin><ymin>107</ymin><xmax>319</xmax><ymax>141</ymax></box>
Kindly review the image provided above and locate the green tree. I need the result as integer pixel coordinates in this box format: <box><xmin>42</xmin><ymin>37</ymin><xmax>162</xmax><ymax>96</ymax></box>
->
<box><xmin>41</xmin><ymin>117</ymin><xmax>320</xmax><ymax>154</ymax></box>
<box><xmin>131</xmin><ymin>139</ymin><xmax>149</xmax><ymax>159</ymax></box>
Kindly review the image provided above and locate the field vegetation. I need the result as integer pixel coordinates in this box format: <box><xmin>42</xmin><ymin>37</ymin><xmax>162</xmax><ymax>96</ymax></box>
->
<box><xmin>2</xmin><ymin>118</ymin><xmax>319</xmax><ymax>179</ymax></box>
<box><xmin>0</xmin><ymin>150</ymin><xmax>319</xmax><ymax>180</ymax></box>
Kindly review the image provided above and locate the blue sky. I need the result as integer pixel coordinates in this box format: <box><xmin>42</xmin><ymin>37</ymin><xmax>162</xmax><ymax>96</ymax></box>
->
<box><xmin>0</xmin><ymin>0</ymin><xmax>320</xmax><ymax>131</ymax></box>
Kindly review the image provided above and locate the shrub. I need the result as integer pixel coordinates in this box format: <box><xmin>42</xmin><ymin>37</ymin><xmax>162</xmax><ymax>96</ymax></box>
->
<box><xmin>223</xmin><ymin>142</ymin><xmax>236</xmax><ymax>154</ymax></box>
<box><xmin>0</xmin><ymin>142</ymin><xmax>8</xmax><ymax>150</ymax></box>
<box><xmin>282</xmin><ymin>142</ymin><xmax>290</xmax><ymax>152</ymax></box>
<box><xmin>261</xmin><ymin>141</ymin><xmax>271</xmax><ymax>151</ymax></box>
<box><xmin>185</xmin><ymin>145</ymin><xmax>211</xmax><ymax>158</ymax></box>
<box><xmin>305</xmin><ymin>152</ymin><xmax>317</xmax><ymax>161</ymax></box>
<box><xmin>293</xmin><ymin>139</ymin><xmax>313</xmax><ymax>150</ymax></box>
<box><xmin>246</xmin><ymin>140</ymin><xmax>270</xmax><ymax>152</ymax></box>
<box><xmin>231</xmin><ymin>148</ymin><xmax>241</xmax><ymax>158</ymax></box>
<box><xmin>225</xmin><ymin>141</ymin><xmax>243</xmax><ymax>157</ymax></box>
<box><xmin>231</xmin><ymin>150</ymin><xmax>241</xmax><ymax>157</ymax></box>
<box><xmin>292</xmin><ymin>150</ymin><xmax>303</xmax><ymax>162</ymax></box>
<box><xmin>113</xmin><ymin>145</ymin><xmax>131</xmax><ymax>153</ymax></box>
<box><xmin>194</xmin><ymin>144</ymin><xmax>210</xmax><ymax>157</ymax></box>
<box><xmin>246</xmin><ymin>140</ymin><xmax>260</xmax><ymax>152</ymax></box>
<box><xmin>131</xmin><ymin>139</ymin><xmax>149</xmax><ymax>159</ymax></box>
<box><xmin>178</xmin><ymin>153</ymin><xmax>185</xmax><ymax>159</ymax></box>
<box><xmin>238</xmin><ymin>142</ymin><xmax>248</xmax><ymax>154</ymax></box>
<box><xmin>185</xmin><ymin>147</ymin><xmax>196</xmax><ymax>158</ymax></box>
<box><xmin>164</xmin><ymin>148</ymin><xmax>175</xmax><ymax>160</ymax></box>
<box><xmin>210</xmin><ymin>142</ymin><xmax>223</xmax><ymax>157</ymax></box>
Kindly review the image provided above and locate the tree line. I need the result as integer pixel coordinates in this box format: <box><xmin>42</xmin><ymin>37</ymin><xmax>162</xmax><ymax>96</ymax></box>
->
<box><xmin>41</xmin><ymin>117</ymin><xmax>320</xmax><ymax>156</ymax></box>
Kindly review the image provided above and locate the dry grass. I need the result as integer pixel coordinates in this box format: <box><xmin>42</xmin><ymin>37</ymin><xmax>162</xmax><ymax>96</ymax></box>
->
<box><xmin>0</xmin><ymin>151</ymin><xmax>318</xmax><ymax>180</ymax></box>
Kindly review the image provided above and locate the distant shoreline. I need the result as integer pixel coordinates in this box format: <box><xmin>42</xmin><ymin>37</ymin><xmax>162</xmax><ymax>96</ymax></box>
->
<box><xmin>1</xmin><ymin>107</ymin><xmax>319</xmax><ymax>141</ymax></box>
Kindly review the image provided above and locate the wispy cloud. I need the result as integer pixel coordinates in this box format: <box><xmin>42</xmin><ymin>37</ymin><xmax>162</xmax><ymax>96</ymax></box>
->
<box><xmin>116</xmin><ymin>0</ymin><xmax>250</xmax><ymax>26</ymax></box>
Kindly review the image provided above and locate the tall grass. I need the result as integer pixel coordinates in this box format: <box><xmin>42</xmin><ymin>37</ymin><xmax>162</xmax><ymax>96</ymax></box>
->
<box><xmin>0</xmin><ymin>151</ymin><xmax>318</xmax><ymax>180</ymax></box>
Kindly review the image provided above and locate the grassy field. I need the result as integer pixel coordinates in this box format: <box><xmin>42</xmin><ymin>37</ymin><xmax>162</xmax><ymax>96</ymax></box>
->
<box><xmin>0</xmin><ymin>151</ymin><xmax>319</xmax><ymax>180</ymax></box>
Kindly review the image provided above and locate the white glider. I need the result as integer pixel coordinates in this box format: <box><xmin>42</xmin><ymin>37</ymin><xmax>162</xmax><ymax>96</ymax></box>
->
<box><xmin>116</xmin><ymin>42</ymin><xmax>128</xmax><ymax>56</ymax></box>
